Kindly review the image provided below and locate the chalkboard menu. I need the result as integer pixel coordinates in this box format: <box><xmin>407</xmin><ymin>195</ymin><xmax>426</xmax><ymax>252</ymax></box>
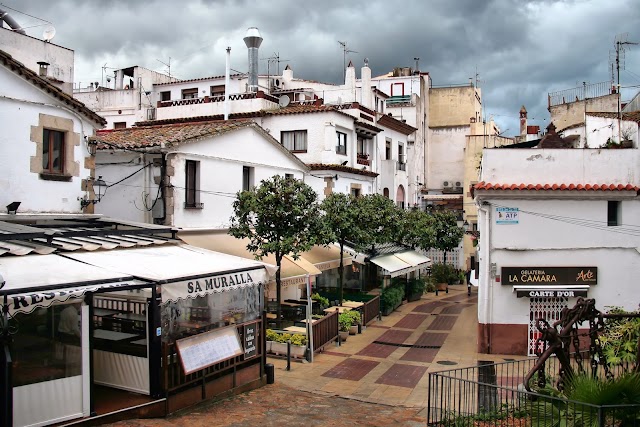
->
<box><xmin>176</xmin><ymin>326</ymin><xmax>243</xmax><ymax>375</ymax></box>
<box><xmin>244</xmin><ymin>323</ymin><xmax>257</xmax><ymax>359</ymax></box>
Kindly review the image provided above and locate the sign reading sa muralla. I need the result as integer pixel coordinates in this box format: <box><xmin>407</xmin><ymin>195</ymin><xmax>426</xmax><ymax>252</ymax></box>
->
<box><xmin>501</xmin><ymin>267</ymin><xmax>597</xmax><ymax>286</ymax></box>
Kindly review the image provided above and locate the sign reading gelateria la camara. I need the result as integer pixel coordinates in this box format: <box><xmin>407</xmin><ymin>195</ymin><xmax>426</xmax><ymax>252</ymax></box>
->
<box><xmin>501</xmin><ymin>267</ymin><xmax>598</xmax><ymax>286</ymax></box>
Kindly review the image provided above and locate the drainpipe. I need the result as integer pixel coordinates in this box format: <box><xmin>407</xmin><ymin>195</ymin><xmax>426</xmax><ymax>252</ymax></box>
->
<box><xmin>224</xmin><ymin>47</ymin><xmax>231</xmax><ymax>120</ymax></box>
<box><xmin>478</xmin><ymin>201</ymin><xmax>492</xmax><ymax>353</ymax></box>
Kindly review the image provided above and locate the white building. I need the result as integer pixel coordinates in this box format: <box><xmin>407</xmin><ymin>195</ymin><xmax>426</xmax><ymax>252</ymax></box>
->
<box><xmin>0</xmin><ymin>48</ymin><xmax>106</xmax><ymax>214</ymax></box>
<box><xmin>473</xmin><ymin>148</ymin><xmax>640</xmax><ymax>356</ymax></box>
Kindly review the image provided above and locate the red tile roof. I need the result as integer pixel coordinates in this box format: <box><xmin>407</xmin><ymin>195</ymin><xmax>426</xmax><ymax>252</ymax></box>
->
<box><xmin>92</xmin><ymin>119</ymin><xmax>254</xmax><ymax>150</ymax></box>
<box><xmin>587</xmin><ymin>111</ymin><xmax>640</xmax><ymax>123</ymax></box>
<box><xmin>0</xmin><ymin>49</ymin><xmax>106</xmax><ymax>126</ymax></box>
<box><xmin>472</xmin><ymin>182</ymin><xmax>639</xmax><ymax>197</ymax></box>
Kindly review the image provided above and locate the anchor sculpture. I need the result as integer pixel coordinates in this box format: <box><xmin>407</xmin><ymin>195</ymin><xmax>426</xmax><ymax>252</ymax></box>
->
<box><xmin>524</xmin><ymin>297</ymin><xmax>640</xmax><ymax>392</ymax></box>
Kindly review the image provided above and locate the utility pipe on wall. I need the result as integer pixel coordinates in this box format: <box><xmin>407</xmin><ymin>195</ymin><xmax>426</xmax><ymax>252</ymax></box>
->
<box><xmin>224</xmin><ymin>47</ymin><xmax>231</xmax><ymax>120</ymax></box>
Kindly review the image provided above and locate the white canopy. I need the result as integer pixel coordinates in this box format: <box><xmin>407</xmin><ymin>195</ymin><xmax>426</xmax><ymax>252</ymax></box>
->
<box><xmin>370</xmin><ymin>250</ymin><xmax>431</xmax><ymax>278</ymax></box>
<box><xmin>0</xmin><ymin>254</ymin><xmax>137</xmax><ymax>315</ymax></box>
<box><xmin>394</xmin><ymin>250</ymin><xmax>431</xmax><ymax>269</ymax></box>
<box><xmin>64</xmin><ymin>244</ymin><xmax>276</xmax><ymax>303</ymax></box>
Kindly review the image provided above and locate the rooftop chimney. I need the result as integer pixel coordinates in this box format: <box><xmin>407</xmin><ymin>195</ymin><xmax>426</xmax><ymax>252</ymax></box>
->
<box><xmin>37</xmin><ymin>61</ymin><xmax>49</xmax><ymax>77</ymax></box>
<box><xmin>243</xmin><ymin>27</ymin><xmax>263</xmax><ymax>93</ymax></box>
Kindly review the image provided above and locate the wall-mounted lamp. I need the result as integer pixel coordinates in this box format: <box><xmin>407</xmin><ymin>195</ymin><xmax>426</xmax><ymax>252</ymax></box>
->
<box><xmin>80</xmin><ymin>176</ymin><xmax>107</xmax><ymax>208</ymax></box>
<box><xmin>6</xmin><ymin>201</ymin><xmax>21</xmax><ymax>214</ymax></box>
<box><xmin>333</xmin><ymin>174</ymin><xmax>339</xmax><ymax>181</ymax></box>
<box><xmin>88</xmin><ymin>140</ymin><xmax>98</xmax><ymax>156</ymax></box>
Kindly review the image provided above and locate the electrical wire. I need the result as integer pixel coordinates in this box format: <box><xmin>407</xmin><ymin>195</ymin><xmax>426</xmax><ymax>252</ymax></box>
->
<box><xmin>105</xmin><ymin>162</ymin><xmax>152</xmax><ymax>189</ymax></box>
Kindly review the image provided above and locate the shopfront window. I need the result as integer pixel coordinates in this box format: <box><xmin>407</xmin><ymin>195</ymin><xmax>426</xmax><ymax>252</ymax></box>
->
<box><xmin>10</xmin><ymin>302</ymin><xmax>82</xmax><ymax>387</ymax></box>
<box><xmin>161</xmin><ymin>286</ymin><xmax>262</xmax><ymax>343</ymax></box>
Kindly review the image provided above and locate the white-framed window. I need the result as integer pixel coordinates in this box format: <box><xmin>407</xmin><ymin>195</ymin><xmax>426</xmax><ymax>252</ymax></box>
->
<box><xmin>336</xmin><ymin>131</ymin><xmax>347</xmax><ymax>155</ymax></box>
<box><xmin>181</xmin><ymin>88</ymin><xmax>198</xmax><ymax>99</ymax></box>
<box><xmin>385</xmin><ymin>138</ymin><xmax>392</xmax><ymax>160</ymax></box>
<box><xmin>281</xmin><ymin>130</ymin><xmax>307</xmax><ymax>152</ymax></box>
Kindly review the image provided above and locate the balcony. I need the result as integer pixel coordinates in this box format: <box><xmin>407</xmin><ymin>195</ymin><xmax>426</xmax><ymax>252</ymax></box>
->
<box><xmin>154</xmin><ymin>91</ymin><xmax>279</xmax><ymax>121</ymax></box>
<box><xmin>356</xmin><ymin>153</ymin><xmax>370</xmax><ymax>166</ymax></box>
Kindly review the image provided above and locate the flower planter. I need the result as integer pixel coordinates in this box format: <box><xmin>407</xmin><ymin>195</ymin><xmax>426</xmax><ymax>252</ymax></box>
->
<box><xmin>436</xmin><ymin>283</ymin><xmax>449</xmax><ymax>294</ymax></box>
<box><xmin>406</xmin><ymin>291</ymin><xmax>422</xmax><ymax>302</ymax></box>
<box><xmin>339</xmin><ymin>330</ymin><xmax>349</xmax><ymax>342</ymax></box>
<box><xmin>266</xmin><ymin>340</ymin><xmax>273</xmax><ymax>353</ymax></box>
<box><xmin>349</xmin><ymin>325</ymin><xmax>358</xmax><ymax>335</ymax></box>
<box><xmin>290</xmin><ymin>345</ymin><xmax>306</xmax><ymax>359</ymax></box>
<box><xmin>271</xmin><ymin>342</ymin><xmax>288</xmax><ymax>356</ymax></box>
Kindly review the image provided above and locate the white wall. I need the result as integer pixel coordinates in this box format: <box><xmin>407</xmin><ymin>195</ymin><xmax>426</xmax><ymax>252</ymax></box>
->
<box><xmin>428</xmin><ymin>125</ymin><xmax>468</xmax><ymax>190</ymax></box>
<box><xmin>0</xmin><ymin>67</ymin><xmax>97</xmax><ymax>213</ymax></box>
<box><xmin>585</xmin><ymin>115</ymin><xmax>638</xmax><ymax>148</ymax></box>
<box><xmin>0</xmin><ymin>27</ymin><xmax>74</xmax><ymax>93</ymax></box>
<box><xmin>481</xmin><ymin>148</ymin><xmax>640</xmax><ymax>184</ymax></box>
<box><xmin>156</xmin><ymin>97</ymin><xmax>276</xmax><ymax>121</ymax></box>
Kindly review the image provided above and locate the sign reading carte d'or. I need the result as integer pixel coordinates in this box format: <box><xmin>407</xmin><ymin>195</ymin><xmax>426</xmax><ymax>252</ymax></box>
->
<box><xmin>502</xmin><ymin>267</ymin><xmax>597</xmax><ymax>286</ymax></box>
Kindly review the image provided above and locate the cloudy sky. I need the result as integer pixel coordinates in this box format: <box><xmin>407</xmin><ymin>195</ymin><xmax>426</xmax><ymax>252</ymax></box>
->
<box><xmin>3</xmin><ymin>0</ymin><xmax>640</xmax><ymax>135</ymax></box>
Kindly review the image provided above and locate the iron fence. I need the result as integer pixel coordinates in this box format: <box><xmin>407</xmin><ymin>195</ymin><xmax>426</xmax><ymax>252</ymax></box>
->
<box><xmin>427</xmin><ymin>357</ymin><xmax>639</xmax><ymax>426</ymax></box>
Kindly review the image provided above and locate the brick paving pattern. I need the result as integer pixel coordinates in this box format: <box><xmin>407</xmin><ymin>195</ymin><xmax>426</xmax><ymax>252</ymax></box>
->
<box><xmin>427</xmin><ymin>315</ymin><xmax>458</xmax><ymax>331</ymax></box>
<box><xmin>357</xmin><ymin>342</ymin><xmax>398</xmax><ymax>358</ymax></box>
<box><xmin>412</xmin><ymin>300</ymin><xmax>449</xmax><ymax>313</ymax></box>
<box><xmin>413</xmin><ymin>332</ymin><xmax>448</xmax><ymax>347</ymax></box>
<box><xmin>375</xmin><ymin>363</ymin><xmax>428</xmax><ymax>388</ymax></box>
<box><xmin>440</xmin><ymin>304</ymin><xmax>472</xmax><ymax>314</ymax></box>
<box><xmin>400</xmin><ymin>347</ymin><xmax>439</xmax><ymax>363</ymax></box>
<box><xmin>321</xmin><ymin>358</ymin><xmax>379</xmax><ymax>381</ymax></box>
<box><xmin>394</xmin><ymin>313</ymin><xmax>428</xmax><ymax>329</ymax></box>
<box><xmin>375</xmin><ymin>329</ymin><xmax>412</xmax><ymax>345</ymax></box>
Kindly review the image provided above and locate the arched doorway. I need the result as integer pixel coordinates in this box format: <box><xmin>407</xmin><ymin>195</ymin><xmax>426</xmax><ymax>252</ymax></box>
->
<box><xmin>396</xmin><ymin>185</ymin><xmax>405</xmax><ymax>209</ymax></box>
<box><xmin>383</xmin><ymin>188</ymin><xmax>390</xmax><ymax>198</ymax></box>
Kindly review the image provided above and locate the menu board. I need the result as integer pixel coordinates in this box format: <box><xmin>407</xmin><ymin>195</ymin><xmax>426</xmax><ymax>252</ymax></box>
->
<box><xmin>244</xmin><ymin>323</ymin><xmax>257</xmax><ymax>359</ymax></box>
<box><xmin>176</xmin><ymin>326</ymin><xmax>243</xmax><ymax>375</ymax></box>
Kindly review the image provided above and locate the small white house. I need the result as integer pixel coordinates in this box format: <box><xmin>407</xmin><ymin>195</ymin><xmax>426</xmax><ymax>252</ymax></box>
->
<box><xmin>473</xmin><ymin>148</ymin><xmax>640</xmax><ymax>356</ymax></box>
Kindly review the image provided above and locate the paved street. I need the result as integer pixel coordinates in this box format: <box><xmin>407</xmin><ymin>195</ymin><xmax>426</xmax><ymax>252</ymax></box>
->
<box><xmin>106</xmin><ymin>286</ymin><xmax>523</xmax><ymax>426</ymax></box>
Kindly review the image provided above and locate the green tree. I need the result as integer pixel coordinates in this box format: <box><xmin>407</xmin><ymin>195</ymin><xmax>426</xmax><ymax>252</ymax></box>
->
<box><xmin>399</xmin><ymin>207</ymin><xmax>436</xmax><ymax>251</ymax></box>
<box><xmin>356</xmin><ymin>193</ymin><xmax>402</xmax><ymax>250</ymax></box>
<box><xmin>320</xmin><ymin>193</ymin><xmax>362</xmax><ymax>305</ymax></box>
<box><xmin>431</xmin><ymin>210</ymin><xmax>464</xmax><ymax>264</ymax></box>
<box><xmin>229</xmin><ymin>175</ymin><xmax>323</xmax><ymax>326</ymax></box>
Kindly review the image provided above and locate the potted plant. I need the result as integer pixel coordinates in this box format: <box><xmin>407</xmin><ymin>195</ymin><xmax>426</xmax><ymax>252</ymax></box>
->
<box><xmin>266</xmin><ymin>329</ymin><xmax>278</xmax><ymax>353</ymax></box>
<box><xmin>380</xmin><ymin>285</ymin><xmax>404</xmax><ymax>315</ymax></box>
<box><xmin>311</xmin><ymin>292</ymin><xmax>330</xmax><ymax>314</ymax></box>
<box><xmin>405</xmin><ymin>278</ymin><xmax>426</xmax><ymax>302</ymax></box>
<box><xmin>347</xmin><ymin>310</ymin><xmax>361</xmax><ymax>335</ymax></box>
<box><xmin>271</xmin><ymin>332</ymin><xmax>291</xmax><ymax>356</ymax></box>
<box><xmin>431</xmin><ymin>263</ymin><xmax>453</xmax><ymax>294</ymax></box>
<box><xmin>338</xmin><ymin>312</ymin><xmax>352</xmax><ymax>341</ymax></box>
<box><xmin>289</xmin><ymin>333</ymin><xmax>307</xmax><ymax>359</ymax></box>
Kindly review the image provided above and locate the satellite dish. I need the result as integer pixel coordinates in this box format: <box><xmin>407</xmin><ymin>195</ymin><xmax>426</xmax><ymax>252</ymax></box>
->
<box><xmin>278</xmin><ymin>95</ymin><xmax>290</xmax><ymax>108</ymax></box>
<box><xmin>42</xmin><ymin>25</ymin><xmax>56</xmax><ymax>42</ymax></box>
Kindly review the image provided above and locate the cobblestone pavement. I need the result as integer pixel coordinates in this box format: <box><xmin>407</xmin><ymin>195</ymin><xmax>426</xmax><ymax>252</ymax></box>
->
<box><xmin>105</xmin><ymin>382</ymin><xmax>426</xmax><ymax>427</ymax></box>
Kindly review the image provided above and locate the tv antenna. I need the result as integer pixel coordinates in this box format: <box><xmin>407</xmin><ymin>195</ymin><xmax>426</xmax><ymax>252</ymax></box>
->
<box><xmin>261</xmin><ymin>52</ymin><xmax>289</xmax><ymax>76</ymax></box>
<box><xmin>156</xmin><ymin>57</ymin><xmax>171</xmax><ymax>79</ymax></box>
<box><xmin>338</xmin><ymin>41</ymin><xmax>357</xmax><ymax>82</ymax></box>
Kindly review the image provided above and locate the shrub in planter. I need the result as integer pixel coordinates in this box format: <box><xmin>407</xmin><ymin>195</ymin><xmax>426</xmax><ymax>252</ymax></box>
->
<box><xmin>431</xmin><ymin>263</ymin><xmax>456</xmax><ymax>293</ymax></box>
<box><xmin>271</xmin><ymin>332</ymin><xmax>292</xmax><ymax>355</ymax></box>
<box><xmin>311</xmin><ymin>292</ymin><xmax>330</xmax><ymax>309</ymax></box>
<box><xmin>289</xmin><ymin>333</ymin><xmax>307</xmax><ymax>358</ymax></box>
<box><xmin>380</xmin><ymin>285</ymin><xmax>404</xmax><ymax>315</ymax></box>
<box><xmin>424</xmin><ymin>277</ymin><xmax>436</xmax><ymax>293</ymax></box>
<box><xmin>266</xmin><ymin>329</ymin><xmax>278</xmax><ymax>352</ymax></box>
<box><xmin>338</xmin><ymin>312</ymin><xmax>352</xmax><ymax>341</ymax></box>
<box><xmin>346</xmin><ymin>310</ymin><xmax>361</xmax><ymax>334</ymax></box>
<box><xmin>406</xmin><ymin>278</ymin><xmax>426</xmax><ymax>301</ymax></box>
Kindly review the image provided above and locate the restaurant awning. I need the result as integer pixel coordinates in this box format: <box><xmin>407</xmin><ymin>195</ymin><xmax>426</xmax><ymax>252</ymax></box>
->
<box><xmin>300</xmin><ymin>245</ymin><xmax>352</xmax><ymax>271</ymax></box>
<box><xmin>370</xmin><ymin>254</ymin><xmax>415</xmax><ymax>278</ymax></box>
<box><xmin>394</xmin><ymin>250</ymin><xmax>431</xmax><ymax>269</ymax></box>
<box><xmin>0</xmin><ymin>254</ymin><xmax>141</xmax><ymax>315</ymax></box>
<box><xmin>63</xmin><ymin>244</ymin><xmax>276</xmax><ymax>303</ymax></box>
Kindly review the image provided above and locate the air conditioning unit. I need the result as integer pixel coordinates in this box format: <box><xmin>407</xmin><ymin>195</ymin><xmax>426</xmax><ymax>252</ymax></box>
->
<box><xmin>270</xmin><ymin>78</ymin><xmax>283</xmax><ymax>90</ymax></box>
<box><xmin>455</xmin><ymin>181</ymin><xmax>462</xmax><ymax>187</ymax></box>
<box><xmin>443</xmin><ymin>181</ymin><xmax>450</xmax><ymax>188</ymax></box>
<box><xmin>146</xmin><ymin>107</ymin><xmax>156</xmax><ymax>121</ymax></box>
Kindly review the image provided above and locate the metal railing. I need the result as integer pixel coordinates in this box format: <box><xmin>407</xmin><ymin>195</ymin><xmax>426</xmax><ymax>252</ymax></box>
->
<box><xmin>427</xmin><ymin>357</ymin><xmax>639</xmax><ymax>426</ymax></box>
<box><xmin>548</xmin><ymin>81</ymin><xmax>614</xmax><ymax>107</ymax></box>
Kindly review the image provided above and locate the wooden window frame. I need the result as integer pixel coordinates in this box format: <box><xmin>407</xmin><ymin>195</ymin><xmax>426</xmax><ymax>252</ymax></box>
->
<box><xmin>42</xmin><ymin>129</ymin><xmax>65</xmax><ymax>175</ymax></box>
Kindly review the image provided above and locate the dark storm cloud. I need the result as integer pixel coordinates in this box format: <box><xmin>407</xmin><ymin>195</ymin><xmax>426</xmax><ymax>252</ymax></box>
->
<box><xmin>4</xmin><ymin>0</ymin><xmax>640</xmax><ymax>134</ymax></box>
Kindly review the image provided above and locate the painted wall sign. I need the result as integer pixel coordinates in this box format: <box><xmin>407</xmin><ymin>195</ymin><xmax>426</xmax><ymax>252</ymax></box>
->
<box><xmin>495</xmin><ymin>207</ymin><xmax>519</xmax><ymax>224</ymax></box>
<box><xmin>502</xmin><ymin>267</ymin><xmax>598</xmax><ymax>286</ymax></box>
<box><xmin>516</xmin><ymin>289</ymin><xmax>589</xmax><ymax>298</ymax></box>
<box><xmin>243</xmin><ymin>323</ymin><xmax>257</xmax><ymax>359</ymax></box>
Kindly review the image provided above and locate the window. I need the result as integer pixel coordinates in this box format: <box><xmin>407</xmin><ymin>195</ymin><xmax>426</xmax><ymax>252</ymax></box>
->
<box><xmin>281</xmin><ymin>130</ymin><xmax>307</xmax><ymax>152</ymax></box>
<box><xmin>160</xmin><ymin>91</ymin><xmax>171</xmax><ymax>101</ymax></box>
<box><xmin>607</xmin><ymin>201</ymin><xmax>620</xmax><ymax>226</ymax></box>
<box><xmin>185</xmin><ymin>160</ymin><xmax>201</xmax><ymax>208</ymax></box>
<box><xmin>182</xmin><ymin>88</ymin><xmax>198</xmax><ymax>99</ymax></box>
<box><xmin>42</xmin><ymin>129</ymin><xmax>65</xmax><ymax>174</ymax></box>
<box><xmin>398</xmin><ymin>144</ymin><xmax>405</xmax><ymax>163</ymax></box>
<box><xmin>243</xmin><ymin>166</ymin><xmax>254</xmax><ymax>191</ymax></box>
<box><xmin>113</xmin><ymin>122</ymin><xmax>126</xmax><ymax>129</ymax></box>
<box><xmin>285</xmin><ymin>173</ymin><xmax>294</xmax><ymax>180</ymax></box>
<box><xmin>350</xmin><ymin>187</ymin><xmax>361</xmax><ymax>197</ymax></box>
<box><xmin>210</xmin><ymin>85</ymin><xmax>225</xmax><ymax>96</ymax></box>
<box><xmin>336</xmin><ymin>131</ymin><xmax>347</xmax><ymax>155</ymax></box>
<box><xmin>385</xmin><ymin>139</ymin><xmax>392</xmax><ymax>160</ymax></box>
<box><xmin>357</xmin><ymin>136</ymin><xmax>367</xmax><ymax>156</ymax></box>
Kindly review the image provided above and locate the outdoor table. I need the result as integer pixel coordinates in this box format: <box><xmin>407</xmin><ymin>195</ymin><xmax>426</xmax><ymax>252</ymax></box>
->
<box><xmin>284</xmin><ymin>326</ymin><xmax>307</xmax><ymax>334</ymax></box>
<box><xmin>323</xmin><ymin>306</ymin><xmax>352</xmax><ymax>314</ymax></box>
<box><xmin>93</xmin><ymin>329</ymin><xmax>139</xmax><ymax>341</ymax></box>
<box><xmin>341</xmin><ymin>301</ymin><xmax>364</xmax><ymax>309</ymax></box>
<box><xmin>298</xmin><ymin>318</ymin><xmax>318</xmax><ymax>325</ymax></box>
<box><xmin>130</xmin><ymin>338</ymin><xmax>147</xmax><ymax>346</ymax></box>
<box><xmin>266</xmin><ymin>313</ymin><xmax>277</xmax><ymax>320</ymax></box>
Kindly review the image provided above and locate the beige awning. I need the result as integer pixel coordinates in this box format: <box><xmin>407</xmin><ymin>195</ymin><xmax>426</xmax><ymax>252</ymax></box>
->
<box><xmin>299</xmin><ymin>245</ymin><xmax>352</xmax><ymax>271</ymax></box>
<box><xmin>179</xmin><ymin>231</ymin><xmax>320</xmax><ymax>288</ymax></box>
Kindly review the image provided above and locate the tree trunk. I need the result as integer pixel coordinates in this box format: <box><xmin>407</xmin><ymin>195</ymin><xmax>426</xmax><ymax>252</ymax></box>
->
<box><xmin>276</xmin><ymin>254</ymin><xmax>282</xmax><ymax>329</ymax></box>
<box><xmin>338</xmin><ymin>241</ymin><xmax>345</xmax><ymax>306</ymax></box>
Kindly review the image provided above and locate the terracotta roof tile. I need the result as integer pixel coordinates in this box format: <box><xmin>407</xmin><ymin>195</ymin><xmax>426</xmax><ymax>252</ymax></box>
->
<box><xmin>472</xmin><ymin>181</ymin><xmax>639</xmax><ymax>197</ymax></box>
<box><xmin>91</xmin><ymin>119</ymin><xmax>254</xmax><ymax>150</ymax></box>
<box><xmin>586</xmin><ymin>111</ymin><xmax>640</xmax><ymax>123</ymax></box>
<box><xmin>0</xmin><ymin>49</ymin><xmax>106</xmax><ymax>126</ymax></box>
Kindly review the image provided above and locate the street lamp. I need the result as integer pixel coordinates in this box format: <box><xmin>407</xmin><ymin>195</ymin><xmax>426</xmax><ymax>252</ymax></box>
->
<box><xmin>80</xmin><ymin>176</ymin><xmax>107</xmax><ymax>209</ymax></box>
